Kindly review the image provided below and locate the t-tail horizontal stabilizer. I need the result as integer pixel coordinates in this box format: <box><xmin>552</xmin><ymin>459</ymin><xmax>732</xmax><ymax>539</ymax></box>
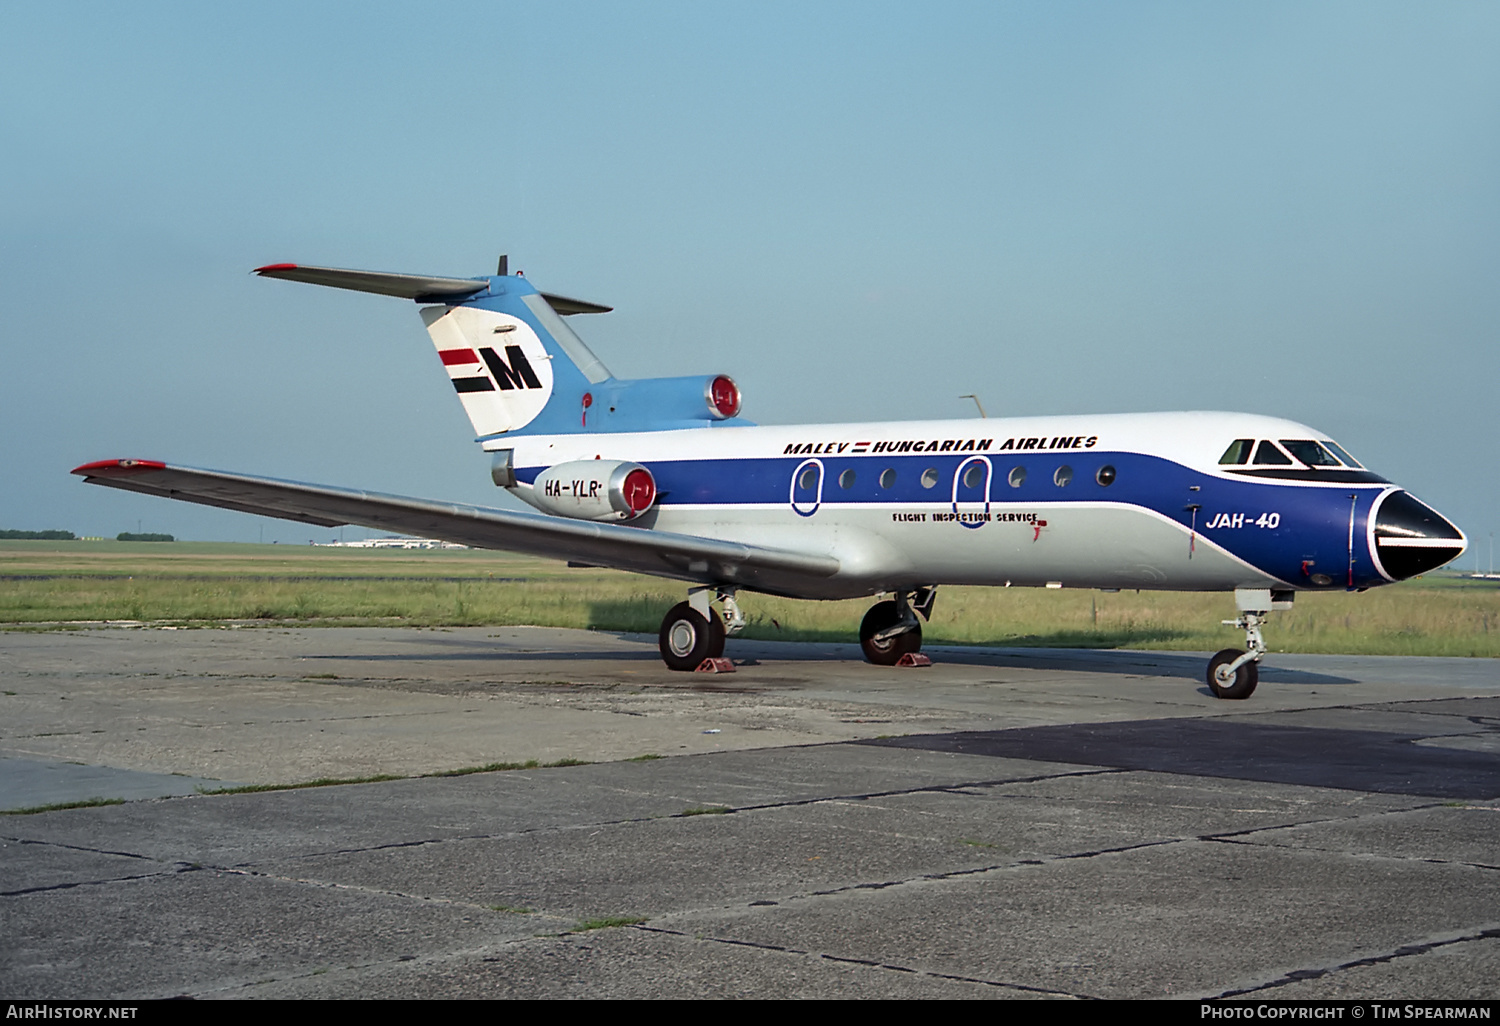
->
<box><xmin>252</xmin><ymin>263</ymin><xmax>612</xmax><ymax>314</ymax></box>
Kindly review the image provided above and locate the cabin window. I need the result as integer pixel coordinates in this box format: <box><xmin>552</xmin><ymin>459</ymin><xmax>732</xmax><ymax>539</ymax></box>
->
<box><xmin>1280</xmin><ymin>440</ymin><xmax>1341</xmax><ymax>467</ymax></box>
<box><xmin>1054</xmin><ymin>466</ymin><xmax>1073</xmax><ymax>487</ymax></box>
<box><xmin>798</xmin><ymin>467</ymin><xmax>818</xmax><ymax>490</ymax></box>
<box><xmin>962</xmin><ymin>463</ymin><xmax>984</xmax><ymax>489</ymax></box>
<box><xmin>879</xmin><ymin>468</ymin><xmax>896</xmax><ymax>489</ymax></box>
<box><xmin>1252</xmin><ymin>440</ymin><xmax>1293</xmax><ymax>465</ymax></box>
<box><xmin>1096</xmin><ymin>465</ymin><xmax>1116</xmax><ymax>486</ymax></box>
<box><xmin>1218</xmin><ymin>439</ymin><xmax>1254</xmax><ymax>465</ymax></box>
<box><xmin>921</xmin><ymin>468</ymin><xmax>939</xmax><ymax>489</ymax></box>
<box><xmin>839</xmin><ymin>468</ymin><xmax>856</xmax><ymax>490</ymax></box>
<box><xmin>1008</xmin><ymin>466</ymin><xmax>1026</xmax><ymax>488</ymax></box>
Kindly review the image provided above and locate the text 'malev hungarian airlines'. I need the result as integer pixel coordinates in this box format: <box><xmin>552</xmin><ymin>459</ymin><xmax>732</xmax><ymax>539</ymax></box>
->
<box><xmin>75</xmin><ymin>258</ymin><xmax>1467</xmax><ymax>699</ymax></box>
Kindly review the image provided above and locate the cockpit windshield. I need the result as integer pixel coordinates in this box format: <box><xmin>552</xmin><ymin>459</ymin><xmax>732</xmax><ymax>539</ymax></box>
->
<box><xmin>1322</xmin><ymin>441</ymin><xmax>1363</xmax><ymax>468</ymax></box>
<box><xmin>1221</xmin><ymin>436</ymin><xmax>1368</xmax><ymax>470</ymax></box>
<box><xmin>1280</xmin><ymin>440</ymin><xmax>1342</xmax><ymax>467</ymax></box>
<box><xmin>1218</xmin><ymin>435</ymin><xmax>1384</xmax><ymax>481</ymax></box>
<box><xmin>1252</xmin><ymin>440</ymin><xmax>1292</xmax><ymax>465</ymax></box>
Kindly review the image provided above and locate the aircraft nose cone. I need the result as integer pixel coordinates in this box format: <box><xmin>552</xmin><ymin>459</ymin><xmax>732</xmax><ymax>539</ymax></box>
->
<box><xmin>1371</xmin><ymin>490</ymin><xmax>1467</xmax><ymax>580</ymax></box>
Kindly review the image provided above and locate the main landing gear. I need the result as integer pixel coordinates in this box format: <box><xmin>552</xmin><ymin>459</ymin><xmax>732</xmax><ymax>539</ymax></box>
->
<box><xmin>859</xmin><ymin>588</ymin><xmax>936</xmax><ymax>665</ymax></box>
<box><xmin>656</xmin><ymin>586</ymin><xmax>939</xmax><ymax>671</ymax></box>
<box><xmin>658</xmin><ymin>587</ymin><xmax>745</xmax><ymax>671</ymax></box>
<box><xmin>1206</xmin><ymin>588</ymin><xmax>1293</xmax><ymax>700</ymax></box>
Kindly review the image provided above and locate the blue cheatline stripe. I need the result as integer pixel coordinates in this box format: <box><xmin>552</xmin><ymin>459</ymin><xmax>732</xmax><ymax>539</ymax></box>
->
<box><xmin>515</xmin><ymin>451</ymin><xmax>1391</xmax><ymax>588</ymax></box>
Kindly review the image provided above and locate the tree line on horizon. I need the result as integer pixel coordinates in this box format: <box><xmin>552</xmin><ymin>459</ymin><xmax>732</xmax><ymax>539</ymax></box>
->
<box><xmin>1</xmin><ymin>529</ymin><xmax>175</xmax><ymax>542</ymax></box>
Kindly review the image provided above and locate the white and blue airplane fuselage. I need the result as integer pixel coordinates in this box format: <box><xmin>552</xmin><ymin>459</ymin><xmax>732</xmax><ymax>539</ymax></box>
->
<box><xmin>504</xmin><ymin>411</ymin><xmax>1385</xmax><ymax>597</ymax></box>
<box><xmin>75</xmin><ymin>260</ymin><xmax>1468</xmax><ymax>699</ymax></box>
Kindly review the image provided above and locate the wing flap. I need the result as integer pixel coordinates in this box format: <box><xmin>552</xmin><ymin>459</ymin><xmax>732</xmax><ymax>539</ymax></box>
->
<box><xmin>71</xmin><ymin>461</ymin><xmax>840</xmax><ymax>588</ymax></box>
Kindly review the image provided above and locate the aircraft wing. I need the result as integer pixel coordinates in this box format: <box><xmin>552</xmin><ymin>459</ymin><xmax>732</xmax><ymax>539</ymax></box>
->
<box><xmin>71</xmin><ymin>460</ymin><xmax>839</xmax><ymax>590</ymax></box>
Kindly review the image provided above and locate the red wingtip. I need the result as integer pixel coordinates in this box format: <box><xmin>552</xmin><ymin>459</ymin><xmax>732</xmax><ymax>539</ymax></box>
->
<box><xmin>72</xmin><ymin>459</ymin><xmax>168</xmax><ymax>477</ymax></box>
<box><xmin>253</xmin><ymin>263</ymin><xmax>299</xmax><ymax>273</ymax></box>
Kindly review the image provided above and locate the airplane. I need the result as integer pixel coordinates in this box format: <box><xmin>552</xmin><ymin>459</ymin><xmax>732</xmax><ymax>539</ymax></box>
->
<box><xmin>73</xmin><ymin>258</ymin><xmax>1470</xmax><ymax>699</ymax></box>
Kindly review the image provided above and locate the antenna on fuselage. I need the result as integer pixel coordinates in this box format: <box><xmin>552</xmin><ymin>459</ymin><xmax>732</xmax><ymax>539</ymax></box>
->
<box><xmin>497</xmin><ymin>254</ymin><xmax>508</xmax><ymax>276</ymax></box>
<box><xmin>960</xmin><ymin>394</ymin><xmax>988</xmax><ymax>418</ymax></box>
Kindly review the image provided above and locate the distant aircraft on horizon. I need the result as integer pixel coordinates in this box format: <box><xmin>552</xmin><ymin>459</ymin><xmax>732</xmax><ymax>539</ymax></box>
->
<box><xmin>74</xmin><ymin>257</ymin><xmax>1468</xmax><ymax>698</ymax></box>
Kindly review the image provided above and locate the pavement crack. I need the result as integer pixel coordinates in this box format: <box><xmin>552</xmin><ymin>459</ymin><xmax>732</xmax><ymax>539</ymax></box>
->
<box><xmin>1208</xmin><ymin>835</ymin><xmax>1500</xmax><ymax>873</ymax></box>
<box><xmin>1209</xmin><ymin>923</ymin><xmax>1500</xmax><ymax>998</ymax></box>
<box><xmin>1197</xmin><ymin>800</ymin><xmax>1452</xmax><ymax>844</ymax></box>
<box><xmin>208</xmin><ymin>865</ymin><xmax>577</xmax><ymax>923</ymax></box>
<box><xmin>1053</xmin><ymin>837</ymin><xmax>1182</xmax><ymax>861</ymax></box>
<box><xmin>1197</xmin><ymin>801</ymin><xmax>1500</xmax><ymax>872</ymax></box>
<box><xmin>4</xmin><ymin>835</ymin><xmax>159</xmax><ymax>862</ymax></box>
<box><xmin>633</xmin><ymin>923</ymin><xmax>1089</xmax><ymax>998</ymax></box>
<box><xmin>715</xmin><ymin>768</ymin><xmax>1122</xmax><ymax>817</ymax></box>
<box><xmin>749</xmin><ymin>835</ymin><xmax>1190</xmax><ymax>906</ymax></box>
<box><xmin>246</xmin><ymin>769</ymin><xmax>1122</xmax><ymax>866</ymax></box>
<box><xmin>2</xmin><ymin>867</ymin><xmax>186</xmax><ymax>897</ymax></box>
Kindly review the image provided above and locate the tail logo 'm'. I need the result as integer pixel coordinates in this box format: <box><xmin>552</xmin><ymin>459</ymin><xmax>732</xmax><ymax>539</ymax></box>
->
<box><xmin>480</xmin><ymin>345</ymin><xmax>544</xmax><ymax>390</ymax></box>
<box><xmin>422</xmin><ymin>306</ymin><xmax>555</xmax><ymax>436</ymax></box>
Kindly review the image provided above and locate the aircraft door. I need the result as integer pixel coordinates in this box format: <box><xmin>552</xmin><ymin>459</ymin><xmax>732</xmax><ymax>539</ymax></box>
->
<box><xmin>790</xmin><ymin>459</ymin><xmax>824</xmax><ymax>517</ymax></box>
<box><xmin>952</xmin><ymin>456</ymin><xmax>992</xmax><ymax>529</ymax></box>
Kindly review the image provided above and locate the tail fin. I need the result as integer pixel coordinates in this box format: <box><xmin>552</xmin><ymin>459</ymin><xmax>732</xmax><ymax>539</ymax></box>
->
<box><xmin>254</xmin><ymin>261</ymin><xmax>747</xmax><ymax>439</ymax></box>
<box><xmin>422</xmin><ymin>304</ymin><xmax>555</xmax><ymax>437</ymax></box>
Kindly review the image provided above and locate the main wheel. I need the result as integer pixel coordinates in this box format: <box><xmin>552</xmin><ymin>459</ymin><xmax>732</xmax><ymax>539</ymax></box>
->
<box><xmin>1207</xmin><ymin>648</ymin><xmax>1258</xmax><ymax>700</ymax></box>
<box><xmin>659</xmin><ymin>602</ymin><xmax>726</xmax><ymax>671</ymax></box>
<box><xmin>860</xmin><ymin>600</ymin><xmax>923</xmax><ymax>666</ymax></box>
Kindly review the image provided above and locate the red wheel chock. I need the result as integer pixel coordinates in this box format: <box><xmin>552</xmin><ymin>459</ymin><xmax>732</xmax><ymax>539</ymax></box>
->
<box><xmin>696</xmin><ymin>658</ymin><xmax>736</xmax><ymax>673</ymax></box>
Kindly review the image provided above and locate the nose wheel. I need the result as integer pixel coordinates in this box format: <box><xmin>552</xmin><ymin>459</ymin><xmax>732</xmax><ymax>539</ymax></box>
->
<box><xmin>1207</xmin><ymin>647</ymin><xmax>1259</xmax><ymax>699</ymax></box>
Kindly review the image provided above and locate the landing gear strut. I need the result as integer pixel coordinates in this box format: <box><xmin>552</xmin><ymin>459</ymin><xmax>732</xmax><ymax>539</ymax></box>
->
<box><xmin>859</xmin><ymin>588</ymin><xmax>935</xmax><ymax>665</ymax></box>
<box><xmin>658</xmin><ymin>586</ymin><xmax>745</xmax><ymax>671</ymax></box>
<box><xmin>1207</xmin><ymin>588</ymin><xmax>1292</xmax><ymax>700</ymax></box>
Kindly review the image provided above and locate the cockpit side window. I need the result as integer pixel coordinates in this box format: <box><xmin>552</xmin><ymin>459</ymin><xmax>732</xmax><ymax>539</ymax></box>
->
<box><xmin>1252</xmin><ymin>440</ymin><xmax>1293</xmax><ymax>465</ymax></box>
<box><xmin>1280</xmin><ymin>440</ymin><xmax>1342</xmax><ymax>467</ymax></box>
<box><xmin>1323</xmin><ymin>441</ymin><xmax>1363</xmax><ymax>469</ymax></box>
<box><xmin>1218</xmin><ymin>439</ymin><xmax>1254</xmax><ymax>465</ymax></box>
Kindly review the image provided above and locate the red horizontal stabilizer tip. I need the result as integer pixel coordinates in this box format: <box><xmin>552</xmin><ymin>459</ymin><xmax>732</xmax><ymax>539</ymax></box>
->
<box><xmin>71</xmin><ymin>459</ymin><xmax>168</xmax><ymax>477</ymax></box>
<box><xmin>253</xmin><ymin>263</ymin><xmax>299</xmax><ymax>273</ymax></box>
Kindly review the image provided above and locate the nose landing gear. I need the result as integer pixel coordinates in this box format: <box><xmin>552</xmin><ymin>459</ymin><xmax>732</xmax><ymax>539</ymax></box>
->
<box><xmin>1207</xmin><ymin>588</ymin><xmax>1292</xmax><ymax>699</ymax></box>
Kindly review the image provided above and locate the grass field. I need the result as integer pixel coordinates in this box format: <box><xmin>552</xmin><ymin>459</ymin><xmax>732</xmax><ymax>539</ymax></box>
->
<box><xmin>1</xmin><ymin>540</ymin><xmax>1497</xmax><ymax>657</ymax></box>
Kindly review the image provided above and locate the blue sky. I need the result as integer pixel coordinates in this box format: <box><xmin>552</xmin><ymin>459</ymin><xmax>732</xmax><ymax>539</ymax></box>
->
<box><xmin>2</xmin><ymin>2</ymin><xmax>1497</xmax><ymax>560</ymax></box>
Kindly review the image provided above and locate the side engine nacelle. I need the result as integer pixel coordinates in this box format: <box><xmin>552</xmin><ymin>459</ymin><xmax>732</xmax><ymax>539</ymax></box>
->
<box><xmin>529</xmin><ymin>460</ymin><xmax>657</xmax><ymax>521</ymax></box>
